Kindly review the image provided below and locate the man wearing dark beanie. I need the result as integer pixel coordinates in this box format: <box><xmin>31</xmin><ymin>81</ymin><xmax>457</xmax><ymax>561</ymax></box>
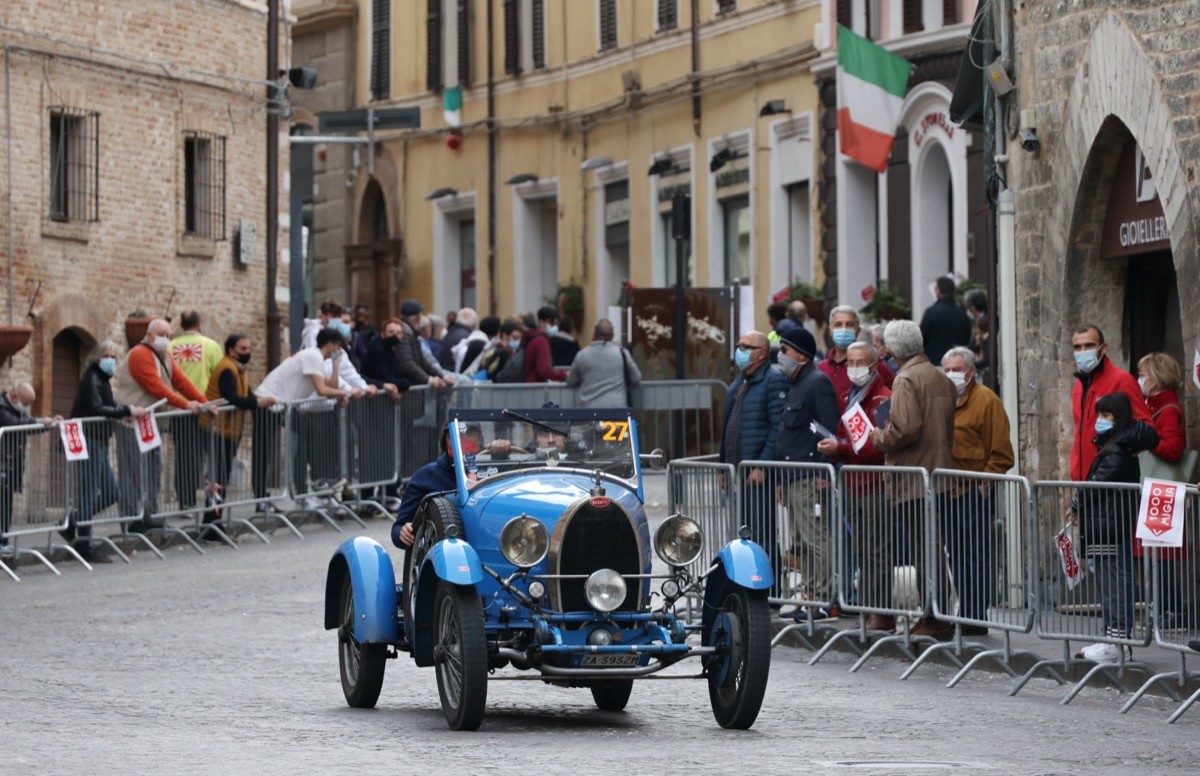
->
<box><xmin>774</xmin><ymin>325</ymin><xmax>840</xmax><ymax>621</ymax></box>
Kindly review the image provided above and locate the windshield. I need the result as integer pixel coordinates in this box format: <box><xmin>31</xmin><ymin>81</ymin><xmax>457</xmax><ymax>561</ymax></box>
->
<box><xmin>449</xmin><ymin>412</ymin><xmax>638</xmax><ymax>486</ymax></box>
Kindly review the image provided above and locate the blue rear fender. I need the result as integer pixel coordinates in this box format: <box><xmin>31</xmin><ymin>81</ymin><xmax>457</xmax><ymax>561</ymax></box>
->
<box><xmin>411</xmin><ymin>538</ymin><xmax>485</xmax><ymax>667</ymax></box>
<box><xmin>324</xmin><ymin>536</ymin><xmax>400</xmax><ymax>645</ymax></box>
<box><xmin>712</xmin><ymin>538</ymin><xmax>774</xmax><ymax>591</ymax></box>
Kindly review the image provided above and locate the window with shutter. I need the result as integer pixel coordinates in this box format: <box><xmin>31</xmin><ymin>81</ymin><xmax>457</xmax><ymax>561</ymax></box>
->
<box><xmin>835</xmin><ymin>0</ymin><xmax>851</xmax><ymax>28</ymax></box>
<box><xmin>426</xmin><ymin>0</ymin><xmax>442</xmax><ymax>92</ymax></box>
<box><xmin>458</xmin><ymin>0</ymin><xmax>471</xmax><ymax>85</ymax></box>
<box><xmin>902</xmin><ymin>0</ymin><xmax>923</xmax><ymax>34</ymax></box>
<box><xmin>658</xmin><ymin>0</ymin><xmax>678</xmax><ymax>32</ymax></box>
<box><xmin>599</xmin><ymin>0</ymin><xmax>617</xmax><ymax>52</ymax></box>
<box><xmin>943</xmin><ymin>0</ymin><xmax>958</xmax><ymax>25</ymax></box>
<box><xmin>531</xmin><ymin>0</ymin><xmax>545</xmax><ymax>70</ymax></box>
<box><xmin>371</xmin><ymin>0</ymin><xmax>391</xmax><ymax>100</ymax></box>
<box><xmin>503</xmin><ymin>0</ymin><xmax>520</xmax><ymax>75</ymax></box>
<box><xmin>716</xmin><ymin>0</ymin><xmax>737</xmax><ymax>16</ymax></box>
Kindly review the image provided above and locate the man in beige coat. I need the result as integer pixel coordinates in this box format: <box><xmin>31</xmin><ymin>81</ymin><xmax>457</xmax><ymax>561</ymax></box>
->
<box><xmin>869</xmin><ymin>319</ymin><xmax>957</xmax><ymax>637</ymax></box>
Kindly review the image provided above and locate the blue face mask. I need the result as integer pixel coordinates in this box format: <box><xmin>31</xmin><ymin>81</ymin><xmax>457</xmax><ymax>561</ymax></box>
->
<box><xmin>98</xmin><ymin>357</ymin><xmax>117</xmax><ymax>376</ymax></box>
<box><xmin>734</xmin><ymin>348</ymin><xmax>752</xmax><ymax>370</ymax></box>
<box><xmin>546</xmin><ymin>325</ymin><xmax>559</xmax><ymax>336</ymax></box>
<box><xmin>1095</xmin><ymin>418</ymin><xmax>1114</xmax><ymax>435</ymax></box>
<box><xmin>507</xmin><ymin>338</ymin><xmax>520</xmax><ymax>351</ymax></box>
<box><xmin>832</xmin><ymin>329</ymin><xmax>857</xmax><ymax>349</ymax></box>
<box><xmin>1074</xmin><ymin>349</ymin><xmax>1100</xmax><ymax>374</ymax></box>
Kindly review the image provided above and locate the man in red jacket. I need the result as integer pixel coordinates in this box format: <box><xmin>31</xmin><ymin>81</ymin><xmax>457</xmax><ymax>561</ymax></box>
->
<box><xmin>522</xmin><ymin>306</ymin><xmax>567</xmax><ymax>383</ymax></box>
<box><xmin>819</xmin><ymin>305</ymin><xmax>895</xmax><ymax>412</ymax></box>
<box><xmin>1069</xmin><ymin>324</ymin><xmax>1151</xmax><ymax>480</ymax></box>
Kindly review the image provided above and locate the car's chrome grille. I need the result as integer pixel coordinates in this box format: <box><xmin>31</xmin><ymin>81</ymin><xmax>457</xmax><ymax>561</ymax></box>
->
<box><xmin>553</xmin><ymin>501</ymin><xmax>640</xmax><ymax>612</ymax></box>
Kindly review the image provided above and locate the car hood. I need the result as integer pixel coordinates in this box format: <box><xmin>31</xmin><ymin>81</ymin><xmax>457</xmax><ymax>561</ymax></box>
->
<box><xmin>466</xmin><ymin>470</ymin><xmax>640</xmax><ymax>516</ymax></box>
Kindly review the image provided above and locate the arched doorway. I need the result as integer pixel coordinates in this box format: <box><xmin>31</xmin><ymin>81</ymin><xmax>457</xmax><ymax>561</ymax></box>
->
<box><xmin>347</xmin><ymin>177</ymin><xmax>403</xmax><ymax>322</ymax></box>
<box><xmin>914</xmin><ymin>142</ymin><xmax>954</xmax><ymax>298</ymax></box>
<box><xmin>51</xmin><ymin>328</ymin><xmax>92</xmax><ymax>416</ymax></box>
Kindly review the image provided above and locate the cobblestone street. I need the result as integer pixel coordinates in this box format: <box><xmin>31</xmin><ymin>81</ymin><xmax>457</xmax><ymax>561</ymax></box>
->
<box><xmin>2</xmin><ymin>480</ymin><xmax>1196</xmax><ymax>775</ymax></box>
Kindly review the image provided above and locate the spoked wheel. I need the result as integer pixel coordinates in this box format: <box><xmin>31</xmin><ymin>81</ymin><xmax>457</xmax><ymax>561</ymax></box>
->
<box><xmin>590</xmin><ymin>680</ymin><xmax>634</xmax><ymax>711</ymax></box>
<box><xmin>433</xmin><ymin>580</ymin><xmax>488</xmax><ymax>730</ymax></box>
<box><xmin>402</xmin><ymin>497</ymin><xmax>464</xmax><ymax>638</ymax></box>
<box><xmin>706</xmin><ymin>584</ymin><xmax>771</xmax><ymax>729</ymax></box>
<box><xmin>338</xmin><ymin>570</ymin><xmax>387</xmax><ymax>708</ymax></box>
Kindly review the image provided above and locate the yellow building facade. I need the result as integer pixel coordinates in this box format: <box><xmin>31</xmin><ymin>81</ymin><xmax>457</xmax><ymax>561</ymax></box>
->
<box><xmin>301</xmin><ymin>0</ymin><xmax>824</xmax><ymax>337</ymax></box>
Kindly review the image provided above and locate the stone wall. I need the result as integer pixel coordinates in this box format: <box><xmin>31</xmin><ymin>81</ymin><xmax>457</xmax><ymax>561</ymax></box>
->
<box><xmin>1009</xmin><ymin>4</ymin><xmax>1200</xmax><ymax>479</ymax></box>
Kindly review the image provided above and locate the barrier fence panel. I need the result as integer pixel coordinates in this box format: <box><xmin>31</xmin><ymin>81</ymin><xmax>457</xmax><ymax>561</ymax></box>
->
<box><xmin>193</xmin><ymin>405</ymin><xmax>280</xmax><ymax>545</ymax></box>
<box><xmin>667</xmin><ymin>457</ymin><xmax>736</xmax><ymax>621</ymax></box>
<box><xmin>0</xmin><ymin>421</ymin><xmax>73</xmax><ymax>578</ymax></box>
<box><xmin>138</xmin><ymin>409</ymin><xmax>207</xmax><ymax>554</ymax></box>
<box><xmin>72</xmin><ymin>416</ymin><xmax>152</xmax><ymax>565</ymax></box>
<box><xmin>1013</xmin><ymin>480</ymin><xmax>1158</xmax><ymax>703</ymax></box>
<box><xmin>902</xmin><ymin>470</ymin><xmax>1041</xmax><ymax>684</ymax></box>
<box><xmin>810</xmin><ymin>465</ymin><xmax>934</xmax><ymax>671</ymax></box>
<box><xmin>285</xmin><ymin>398</ymin><xmax>349</xmax><ymax>532</ymax></box>
<box><xmin>397</xmin><ymin>386</ymin><xmax>443</xmax><ymax>483</ymax></box>
<box><xmin>631</xmin><ymin>380</ymin><xmax>726</xmax><ymax>460</ymax></box>
<box><xmin>344</xmin><ymin>393</ymin><xmax>402</xmax><ymax>517</ymax></box>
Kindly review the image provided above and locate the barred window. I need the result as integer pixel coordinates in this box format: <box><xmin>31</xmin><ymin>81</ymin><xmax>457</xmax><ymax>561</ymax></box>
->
<box><xmin>716</xmin><ymin>0</ymin><xmax>737</xmax><ymax>16</ymax></box>
<box><xmin>48</xmin><ymin>107</ymin><xmax>99</xmax><ymax>223</ymax></box>
<box><xmin>657</xmin><ymin>0</ymin><xmax>678</xmax><ymax>31</ymax></box>
<box><xmin>183</xmin><ymin>131</ymin><xmax>226</xmax><ymax>240</ymax></box>
<box><xmin>504</xmin><ymin>0</ymin><xmax>545</xmax><ymax>75</ymax></box>
<box><xmin>902</xmin><ymin>0</ymin><xmax>924</xmax><ymax>34</ymax></box>
<box><xmin>599</xmin><ymin>0</ymin><xmax>617</xmax><ymax>52</ymax></box>
<box><xmin>372</xmin><ymin>0</ymin><xmax>391</xmax><ymax>100</ymax></box>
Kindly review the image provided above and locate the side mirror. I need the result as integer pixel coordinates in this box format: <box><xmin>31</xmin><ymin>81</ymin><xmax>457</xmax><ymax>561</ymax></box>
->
<box><xmin>640</xmin><ymin>448</ymin><xmax>667</xmax><ymax>471</ymax></box>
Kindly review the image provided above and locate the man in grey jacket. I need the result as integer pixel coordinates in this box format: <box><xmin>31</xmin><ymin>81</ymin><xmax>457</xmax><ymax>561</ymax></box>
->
<box><xmin>566</xmin><ymin>319</ymin><xmax>641</xmax><ymax>409</ymax></box>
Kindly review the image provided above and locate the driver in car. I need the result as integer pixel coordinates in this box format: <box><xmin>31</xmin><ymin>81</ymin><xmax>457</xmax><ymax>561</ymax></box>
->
<box><xmin>393</xmin><ymin>425</ymin><xmax>460</xmax><ymax>549</ymax></box>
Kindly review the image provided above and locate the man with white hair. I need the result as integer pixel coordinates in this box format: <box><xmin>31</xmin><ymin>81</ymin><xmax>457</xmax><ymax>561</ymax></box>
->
<box><xmin>819</xmin><ymin>305</ymin><xmax>895</xmax><ymax>411</ymax></box>
<box><xmin>439</xmin><ymin>307</ymin><xmax>477</xmax><ymax>372</ymax></box>
<box><xmin>0</xmin><ymin>383</ymin><xmax>58</xmax><ymax>553</ymax></box>
<box><xmin>941</xmin><ymin>346</ymin><xmax>1013</xmax><ymax>634</ymax></box>
<box><xmin>869</xmin><ymin>319</ymin><xmax>957</xmax><ymax>638</ymax></box>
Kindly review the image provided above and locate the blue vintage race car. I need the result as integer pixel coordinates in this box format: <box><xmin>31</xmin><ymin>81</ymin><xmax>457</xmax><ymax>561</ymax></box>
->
<box><xmin>324</xmin><ymin>407</ymin><xmax>773</xmax><ymax>730</ymax></box>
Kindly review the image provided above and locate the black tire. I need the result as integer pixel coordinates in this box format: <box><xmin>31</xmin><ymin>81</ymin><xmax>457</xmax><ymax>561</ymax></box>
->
<box><xmin>434</xmin><ymin>580</ymin><xmax>489</xmax><ymax>730</ymax></box>
<box><xmin>590</xmin><ymin>680</ymin><xmax>634</xmax><ymax>711</ymax></box>
<box><xmin>403</xmin><ymin>497</ymin><xmax>464</xmax><ymax>627</ymax></box>
<box><xmin>338</xmin><ymin>569</ymin><xmax>387</xmax><ymax>709</ymax></box>
<box><xmin>706</xmin><ymin>584</ymin><xmax>771</xmax><ymax>730</ymax></box>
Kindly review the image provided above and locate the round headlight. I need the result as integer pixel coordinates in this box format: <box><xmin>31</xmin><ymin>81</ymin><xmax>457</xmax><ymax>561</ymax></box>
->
<box><xmin>653</xmin><ymin>513</ymin><xmax>703</xmax><ymax>567</ymax></box>
<box><xmin>584</xmin><ymin>568</ymin><xmax>627</xmax><ymax>613</ymax></box>
<box><xmin>499</xmin><ymin>515</ymin><xmax>549</xmax><ymax>568</ymax></box>
<box><xmin>527</xmin><ymin>580</ymin><xmax>546</xmax><ymax>600</ymax></box>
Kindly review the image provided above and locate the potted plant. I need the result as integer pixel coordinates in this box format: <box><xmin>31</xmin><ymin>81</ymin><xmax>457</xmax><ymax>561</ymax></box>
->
<box><xmin>0</xmin><ymin>323</ymin><xmax>33</xmax><ymax>362</ymax></box>
<box><xmin>789</xmin><ymin>280</ymin><xmax>825</xmax><ymax>324</ymax></box>
<box><xmin>860</xmin><ymin>281</ymin><xmax>911</xmax><ymax>322</ymax></box>
<box><xmin>553</xmin><ymin>281</ymin><xmax>585</xmax><ymax>327</ymax></box>
<box><xmin>125</xmin><ymin>310</ymin><xmax>152</xmax><ymax>346</ymax></box>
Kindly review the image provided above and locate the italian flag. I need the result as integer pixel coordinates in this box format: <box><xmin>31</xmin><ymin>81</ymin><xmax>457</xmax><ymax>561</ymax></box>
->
<box><xmin>443</xmin><ymin>86</ymin><xmax>462</xmax><ymax>127</ymax></box>
<box><xmin>836</xmin><ymin>25</ymin><xmax>910</xmax><ymax>173</ymax></box>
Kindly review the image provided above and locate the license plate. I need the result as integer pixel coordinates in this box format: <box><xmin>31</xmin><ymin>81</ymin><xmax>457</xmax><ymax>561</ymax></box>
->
<box><xmin>580</xmin><ymin>654</ymin><xmax>639</xmax><ymax>667</ymax></box>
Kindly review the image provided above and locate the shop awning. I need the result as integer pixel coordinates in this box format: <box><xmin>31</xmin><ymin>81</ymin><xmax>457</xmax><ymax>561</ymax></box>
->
<box><xmin>948</xmin><ymin>2</ymin><xmax>997</xmax><ymax>131</ymax></box>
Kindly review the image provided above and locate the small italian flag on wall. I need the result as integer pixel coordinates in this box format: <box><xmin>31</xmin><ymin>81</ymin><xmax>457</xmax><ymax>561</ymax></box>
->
<box><xmin>443</xmin><ymin>86</ymin><xmax>462</xmax><ymax>127</ymax></box>
<box><xmin>836</xmin><ymin>25</ymin><xmax>911</xmax><ymax>173</ymax></box>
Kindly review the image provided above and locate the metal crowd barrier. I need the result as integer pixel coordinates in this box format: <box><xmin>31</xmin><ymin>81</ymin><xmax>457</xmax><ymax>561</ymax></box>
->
<box><xmin>344</xmin><ymin>393</ymin><xmax>402</xmax><ymax>518</ymax></box>
<box><xmin>666</xmin><ymin>456</ymin><xmax>736</xmax><ymax>621</ymax></box>
<box><xmin>0</xmin><ymin>421</ymin><xmax>75</xmax><ymax>579</ymax></box>
<box><xmin>73</xmin><ymin>416</ymin><xmax>154</xmax><ymax>565</ymax></box>
<box><xmin>284</xmin><ymin>397</ymin><xmax>359</xmax><ymax>532</ymax></box>
<box><xmin>631</xmin><ymin>380</ymin><xmax>727</xmax><ymax>460</ymax></box>
<box><xmin>196</xmin><ymin>405</ymin><xmax>285</xmax><ymax>544</ymax></box>
<box><xmin>397</xmin><ymin>385</ymin><xmax>446</xmax><ymax>482</ymax></box>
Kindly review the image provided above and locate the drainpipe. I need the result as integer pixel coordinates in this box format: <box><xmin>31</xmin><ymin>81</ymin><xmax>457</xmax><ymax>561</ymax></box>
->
<box><xmin>690</xmin><ymin>0</ymin><xmax>700</xmax><ymax>136</ymax></box>
<box><xmin>4</xmin><ymin>46</ymin><xmax>13</xmax><ymax>326</ymax></box>
<box><xmin>486</xmin><ymin>0</ymin><xmax>498</xmax><ymax>315</ymax></box>
<box><xmin>994</xmin><ymin>0</ymin><xmax>1019</xmax><ymax>474</ymax></box>
<box><xmin>265</xmin><ymin>0</ymin><xmax>282</xmax><ymax>368</ymax></box>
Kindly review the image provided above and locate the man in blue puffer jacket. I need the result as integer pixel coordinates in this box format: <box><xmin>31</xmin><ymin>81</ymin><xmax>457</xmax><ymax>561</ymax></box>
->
<box><xmin>720</xmin><ymin>330</ymin><xmax>789</xmax><ymax>585</ymax></box>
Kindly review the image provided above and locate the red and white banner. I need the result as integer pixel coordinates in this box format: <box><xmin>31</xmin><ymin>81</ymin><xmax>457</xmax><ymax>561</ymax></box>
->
<box><xmin>1136</xmin><ymin>478</ymin><xmax>1186</xmax><ymax>548</ymax></box>
<box><xmin>135</xmin><ymin>412</ymin><xmax>162</xmax><ymax>453</ymax></box>
<box><xmin>841</xmin><ymin>403</ymin><xmax>875</xmax><ymax>454</ymax></box>
<box><xmin>58</xmin><ymin>420</ymin><xmax>89</xmax><ymax>461</ymax></box>
<box><xmin>1055</xmin><ymin>525</ymin><xmax>1084</xmax><ymax>590</ymax></box>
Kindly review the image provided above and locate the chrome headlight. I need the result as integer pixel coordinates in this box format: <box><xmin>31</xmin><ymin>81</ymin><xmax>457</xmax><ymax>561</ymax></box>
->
<box><xmin>584</xmin><ymin>568</ymin><xmax>627</xmax><ymax>613</ymax></box>
<box><xmin>499</xmin><ymin>515</ymin><xmax>549</xmax><ymax>568</ymax></box>
<box><xmin>653</xmin><ymin>513</ymin><xmax>703</xmax><ymax>567</ymax></box>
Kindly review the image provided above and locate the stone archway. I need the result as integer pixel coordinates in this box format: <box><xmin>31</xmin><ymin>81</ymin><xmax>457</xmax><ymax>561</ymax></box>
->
<box><xmin>1017</xmin><ymin>12</ymin><xmax>1199</xmax><ymax>476</ymax></box>
<box><xmin>35</xmin><ymin>292</ymin><xmax>102</xmax><ymax>417</ymax></box>
<box><xmin>347</xmin><ymin>145</ymin><xmax>403</xmax><ymax>322</ymax></box>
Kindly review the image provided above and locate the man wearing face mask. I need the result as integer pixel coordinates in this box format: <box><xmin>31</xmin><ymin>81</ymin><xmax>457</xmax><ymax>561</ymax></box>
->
<box><xmin>941</xmin><ymin>346</ymin><xmax>1014</xmax><ymax>633</ymax></box>
<box><xmin>1069</xmin><ymin>324</ymin><xmax>1150</xmax><ymax>481</ymax></box>
<box><xmin>772</xmin><ymin>327</ymin><xmax>840</xmax><ymax>618</ymax></box>
<box><xmin>816</xmin><ymin>341</ymin><xmax>894</xmax><ymax>631</ymax></box>
<box><xmin>820</xmin><ymin>306</ymin><xmax>895</xmax><ymax>411</ymax></box>
<box><xmin>114</xmin><ymin>318</ymin><xmax>215</xmax><ymax>532</ymax></box>
<box><xmin>395</xmin><ymin>300</ymin><xmax>455</xmax><ymax>389</ymax></box>
<box><xmin>301</xmin><ymin>300</ymin><xmax>343</xmax><ymax>350</ymax></box>
<box><xmin>1</xmin><ymin>383</ymin><xmax>61</xmax><ymax>556</ymax></box>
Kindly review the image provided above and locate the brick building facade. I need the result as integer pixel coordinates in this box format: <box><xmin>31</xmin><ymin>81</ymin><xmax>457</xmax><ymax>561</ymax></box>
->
<box><xmin>1008</xmin><ymin>4</ymin><xmax>1200</xmax><ymax>477</ymax></box>
<box><xmin>0</xmin><ymin>1</ymin><xmax>286</xmax><ymax>415</ymax></box>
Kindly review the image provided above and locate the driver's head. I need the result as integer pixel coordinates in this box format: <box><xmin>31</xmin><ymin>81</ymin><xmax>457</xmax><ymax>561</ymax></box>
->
<box><xmin>534</xmin><ymin>428</ymin><xmax>567</xmax><ymax>451</ymax></box>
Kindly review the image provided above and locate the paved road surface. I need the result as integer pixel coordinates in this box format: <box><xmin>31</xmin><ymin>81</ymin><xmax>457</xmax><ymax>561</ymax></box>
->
<box><xmin>2</xmin><ymin>482</ymin><xmax>1197</xmax><ymax>774</ymax></box>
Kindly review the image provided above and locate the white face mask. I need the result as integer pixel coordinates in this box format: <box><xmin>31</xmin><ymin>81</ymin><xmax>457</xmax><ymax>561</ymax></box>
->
<box><xmin>1138</xmin><ymin>376</ymin><xmax>1152</xmax><ymax>397</ymax></box>
<box><xmin>946</xmin><ymin>370</ymin><xmax>968</xmax><ymax>389</ymax></box>
<box><xmin>151</xmin><ymin>336</ymin><xmax>170</xmax><ymax>352</ymax></box>
<box><xmin>847</xmin><ymin>366</ymin><xmax>872</xmax><ymax>387</ymax></box>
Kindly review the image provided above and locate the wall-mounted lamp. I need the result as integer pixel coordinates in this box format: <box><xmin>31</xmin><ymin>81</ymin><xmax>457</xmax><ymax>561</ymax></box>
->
<box><xmin>759</xmin><ymin>99</ymin><xmax>790</xmax><ymax>117</ymax></box>
<box><xmin>580</xmin><ymin>157</ymin><xmax>613</xmax><ymax>172</ymax></box>
<box><xmin>426</xmin><ymin>187</ymin><xmax>458</xmax><ymax>200</ymax></box>
<box><xmin>504</xmin><ymin>173</ymin><xmax>539</xmax><ymax>185</ymax></box>
<box><xmin>648</xmin><ymin>157</ymin><xmax>674</xmax><ymax>176</ymax></box>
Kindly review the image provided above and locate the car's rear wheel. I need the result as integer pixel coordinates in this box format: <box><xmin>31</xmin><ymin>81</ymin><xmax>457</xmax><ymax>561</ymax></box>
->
<box><xmin>590</xmin><ymin>680</ymin><xmax>634</xmax><ymax>711</ymax></box>
<box><xmin>434</xmin><ymin>580</ymin><xmax>488</xmax><ymax>730</ymax></box>
<box><xmin>706</xmin><ymin>583</ymin><xmax>771</xmax><ymax>729</ymax></box>
<box><xmin>338</xmin><ymin>569</ymin><xmax>387</xmax><ymax>708</ymax></box>
<box><xmin>403</xmin><ymin>497</ymin><xmax>463</xmax><ymax>633</ymax></box>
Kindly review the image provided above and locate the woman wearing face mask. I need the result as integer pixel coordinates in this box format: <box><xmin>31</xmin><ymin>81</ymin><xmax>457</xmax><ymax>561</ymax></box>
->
<box><xmin>1134</xmin><ymin>352</ymin><xmax>1188</xmax><ymax>628</ymax></box>
<box><xmin>68</xmin><ymin>341</ymin><xmax>148</xmax><ymax>562</ymax></box>
<box><xmin>1072</xmin><ymin>392</ymin><xmax>1159</xmax><ymax>663</ymax></box>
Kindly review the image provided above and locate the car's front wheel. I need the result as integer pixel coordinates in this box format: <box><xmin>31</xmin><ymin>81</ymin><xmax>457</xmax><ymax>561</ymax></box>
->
<box><xmin>590</xmin><ymin>680</ymin><xmax>634</xmax><ymax>711</ymax></box>
<box><xmin>434</xmin><ymin>580</ymin><xmax>488</xmax><ymax>730</ymax></box>
<box><xmin>338</xmin><ymin>569</ymin><xmax>387</xmax><ymax>708</ymax></box>
<box><xmin>706</xmin><ymin>583</ymin><xmax>770</xmax><ymax>729</ymax></box>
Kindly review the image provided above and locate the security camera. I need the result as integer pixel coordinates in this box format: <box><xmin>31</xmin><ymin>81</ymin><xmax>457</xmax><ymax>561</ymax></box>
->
<box><xmin>1018</xmin><ymin>109</ymin><xmax>1039</xmax><ymax>153</ymax></box>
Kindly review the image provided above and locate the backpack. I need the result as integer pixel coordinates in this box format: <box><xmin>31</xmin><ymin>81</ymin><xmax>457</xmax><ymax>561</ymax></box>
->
<box><xmin>495</xmin><ymin>348</ymin><xmax>526</xmax><ymax>383</ymax></box>
<box><xmin>479</xmin><ymin>345</ymin><xmax>509</xmax><ymax>382</ymax></box>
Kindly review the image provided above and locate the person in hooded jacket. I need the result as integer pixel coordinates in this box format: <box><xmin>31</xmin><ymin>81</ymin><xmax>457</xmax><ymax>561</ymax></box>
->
<box><xmin>1072</xmin><ymin>391</ymin><xmax>1159</xmax><ymax>664</ymax></box>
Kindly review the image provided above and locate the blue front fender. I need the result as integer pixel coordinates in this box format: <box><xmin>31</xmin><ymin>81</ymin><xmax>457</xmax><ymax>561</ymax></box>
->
<box><xmin>712</xmin><ymin>538</ymin><xmax>774</xmax><ymax>590</ymax></box>
<box><xmin>324</xmin><ymin>536</ymin><xmax>400</xmax><ymax>645</ymax></box>
<box><xmin>422</xmin><ymin>537</ymin><xmax>485</xmax><ymax>586</ymax></box>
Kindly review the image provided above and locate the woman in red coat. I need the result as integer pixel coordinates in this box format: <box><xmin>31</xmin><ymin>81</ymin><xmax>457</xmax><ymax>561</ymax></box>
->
<box><xmin>1136</xmin><ymin>352</ymin><xmax>1187</xmax><ymax>627</ymax></box>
